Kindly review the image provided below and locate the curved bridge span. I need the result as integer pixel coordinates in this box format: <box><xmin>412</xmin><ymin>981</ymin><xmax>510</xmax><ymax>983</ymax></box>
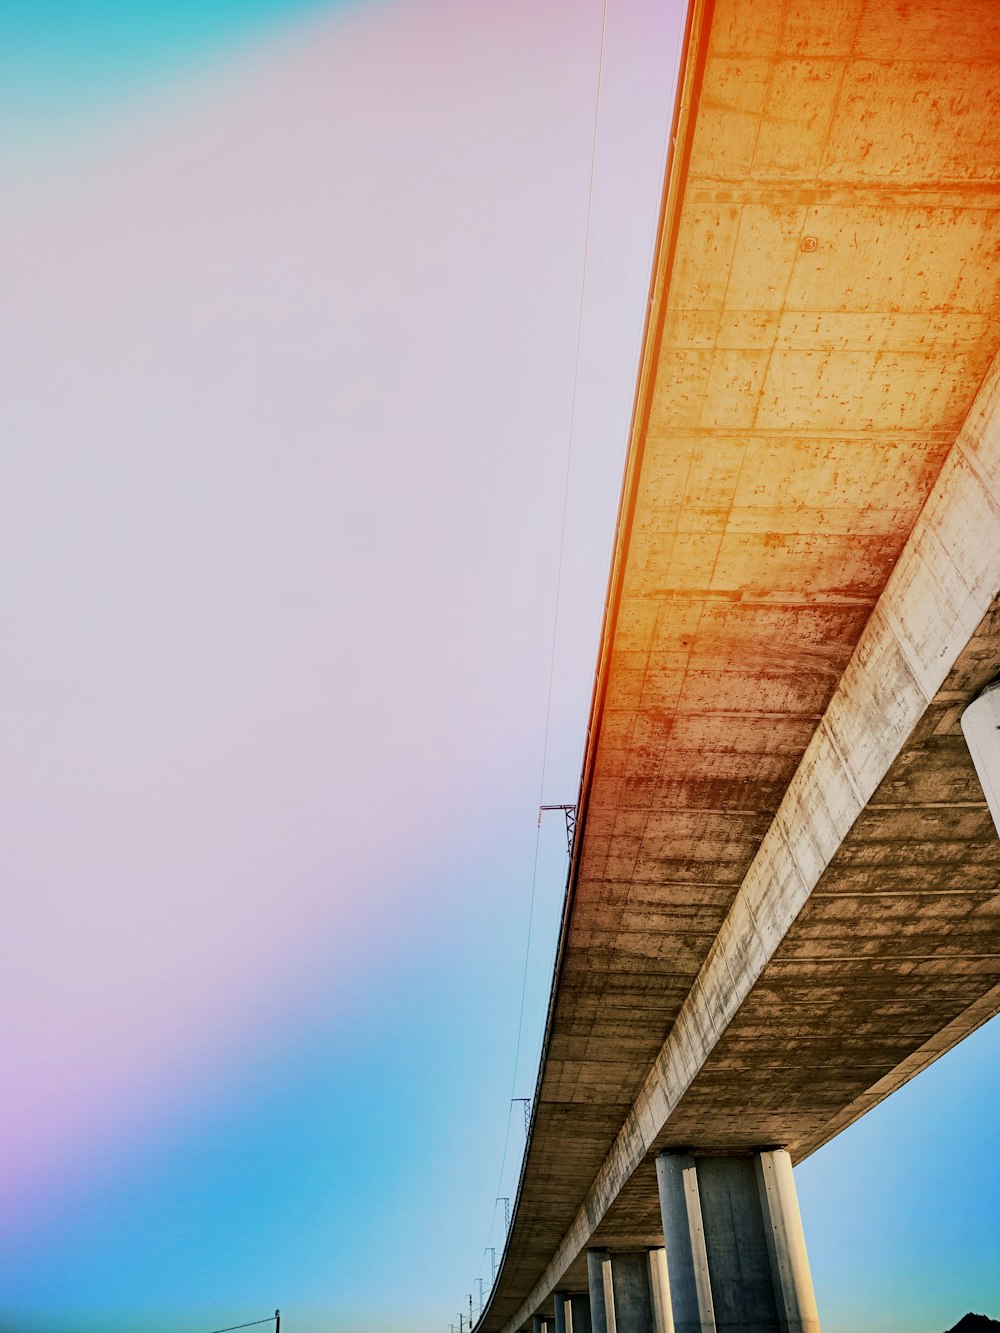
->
<box><xmin>475</xmin><ymin>2</ymin><xmax>1000</xmax><ymax>1331</ymax></box>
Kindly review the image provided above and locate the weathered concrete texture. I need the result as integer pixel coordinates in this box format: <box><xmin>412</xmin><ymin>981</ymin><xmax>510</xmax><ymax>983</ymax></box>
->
<box><xmin>700</xmin><ymin>1157</ymin><xmax>778</xmax><ymax>1331</ymax></box>
<box><xmin>656</xmin><ymin>1155</ymin><xmax>715</xmax><ymax>1333</ymax></box>
<box><xmin>511</xmin><ymin>418</ymin><xmax>1000</xmax><ymax>1333</ymax></box>
<box><xmin>755</xmin><ymin>1152</ymin><xmax>820</xmax><ymax>1333</ymax></box>
<box><xmin>588</xmin><ymin>1251</ymin><xmax>615</xmax><ymax>1333</ymax></box>
<box><xmin>476</xmin><ymin>0</ymin><xmax>1000</xmax><ymax>1329</ymax></box>
<box><xmin>609</xmin><ymin>1252</ymin><xmax>657</xmax><ymax>1333</ymax></box>
<box><xmin>568</xmin><ymin>1295</ymin><xmax>594</xmax><ymax>1333</ymax></box>
<box><xmin>586</xmin><ymin>1250</ymin><xmax>660</xmax><ymax>1333</ymax></box>
<box><xmin>648</xmin><ymin>1248</ymin><xmax>674</xmax><ymax>1333</ymax></box>
<box><xmin>655</xmin><ymin>1151</ymin><xmax>820</xmax><ymax>1333</ymax></box>
<box><xmin>658</xmin><ymin>596</ymin><xmax>1000</xmax><ymax>1158</ymax></box>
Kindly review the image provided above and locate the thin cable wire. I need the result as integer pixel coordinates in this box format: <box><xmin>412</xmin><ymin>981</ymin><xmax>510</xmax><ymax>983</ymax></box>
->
<box><xmin>208</xmin><ymin>1318</ymin><xmax>277</xmax><ymax>1333</ymax></box>
<box><xmin>506</xmin><ymin>0</ymin><xmax>612</xmax><ymax>1189</ymax></box>
<box><xmin>470</xmin><ymin>3</ymin><xmax>689</xmax><ymax>1317</ymax></box>
<box><xmin>536</xmin><ymin>0</ymin><xmax>610</xmax><ymax>808</ymax></box>
<box><xmin>483</xmin><ymin>823</ymin><xmax>543</xmax><ymax>1259</ymax></box>
<box><xmin>474</xmin><ymin>0</ymin><xmax>612</xmax><ymax>1303</ymax></box>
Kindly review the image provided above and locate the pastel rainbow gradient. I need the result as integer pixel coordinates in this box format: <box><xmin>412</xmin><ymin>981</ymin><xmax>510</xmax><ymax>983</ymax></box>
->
<box><xmin>1</xmin><ymin>3</ymin><xmax>998</xmax><ymax>1332</ymax></box>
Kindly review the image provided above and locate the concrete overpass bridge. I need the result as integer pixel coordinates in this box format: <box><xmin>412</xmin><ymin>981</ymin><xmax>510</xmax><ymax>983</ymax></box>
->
<box><xmin>472</xmin><ymin>2</ymin><xmax>1000</xmax><ymax>1331</ymax></box>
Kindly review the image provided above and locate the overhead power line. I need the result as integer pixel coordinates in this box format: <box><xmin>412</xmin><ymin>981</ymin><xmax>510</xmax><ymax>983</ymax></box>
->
<box><xmin>465</xmin><ymin>0</ymin><xmax>618</xmax><ymax>1322</ymax></box>
<box><xmin>209</xmin><ymin>1314</ymin><xmax>279</xmax><ymax>1333</ymax></box>
<box><xmin>464</xmin><ymin>0</ymin><xmax>690</xmax><ymax>1322</ymax></box>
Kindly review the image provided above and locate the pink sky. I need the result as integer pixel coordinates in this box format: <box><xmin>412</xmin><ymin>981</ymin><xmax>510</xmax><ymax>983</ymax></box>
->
<box><xmin>0</xmin><ymin>0</ymin><xmax>682</xmax><ymax>1223</ymax></box>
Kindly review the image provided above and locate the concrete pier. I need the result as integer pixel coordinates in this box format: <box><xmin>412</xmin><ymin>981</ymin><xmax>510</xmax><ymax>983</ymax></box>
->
<box><xmin>586</xmin><ymin>1248</ymin><xmax>667</xmax><ymax>1333</ymax></box>
<box><xmin>962</xmin><ymin>679</ymin><xmax>1000</xmax><ymax>838</ymax></box>
<box><xmin>587</xmin><ymin>1251</ymin><xmax>614</xmax><ymax>1333</ymax></box>
<box><xmin>610</xmin><ymin>1252</ymin><xmax>656</xmax><ymax>1333</ymax></box>
<box><xmin>569</xmin><ymin>1294</ymin><xmax>593</xmax><ymax>1333</ymax></box>
<box><xmin>647</xmin><ymin>1248</ymin><xmax>673</xmax><ymax>1333</ymax></box>
<box><xmin>656</xmin><ymin>1151</ymin><xmax>820</xmax><ymax>1333</ymax></box>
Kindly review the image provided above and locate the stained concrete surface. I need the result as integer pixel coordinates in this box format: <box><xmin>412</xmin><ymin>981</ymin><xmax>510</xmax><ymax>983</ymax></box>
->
<box><xmin>476</xmin><ymin>2</ymin><xmax>1000</xmax><ymax>1328</ymax></box>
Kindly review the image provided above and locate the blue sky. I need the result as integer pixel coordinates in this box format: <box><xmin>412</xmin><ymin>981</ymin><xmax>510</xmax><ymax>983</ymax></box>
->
<box><xmin>0</xmin><ymin>1</ymin><xmax>336</xmax><ymax>125</ymax></box>
<box><xmin>1</xmin><ymin>3</ymin><xmax>998</xmax><ymax>1332</ymax></box>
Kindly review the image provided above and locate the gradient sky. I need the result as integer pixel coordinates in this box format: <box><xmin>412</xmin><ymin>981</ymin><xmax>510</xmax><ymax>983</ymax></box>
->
<box><xmin>1</xmin><ymin>3</ymin><xmax>998</xmax><ymax>1332</ymax></box>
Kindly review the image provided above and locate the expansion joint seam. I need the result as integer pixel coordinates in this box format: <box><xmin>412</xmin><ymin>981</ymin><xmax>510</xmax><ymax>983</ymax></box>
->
<box><xmin>817</xmin><ymin>715</ymin><xmax>868</xmax><ymax>813</ymax></box>
<box><xmin>956</xmin><ymin>432</ymin><xmax>1000</xmax><ymax>508</ymax></box>
<box><xmin>877</xmin><ymin>600</ymin><xmax>934</xmax><ymax>713</ymax></box>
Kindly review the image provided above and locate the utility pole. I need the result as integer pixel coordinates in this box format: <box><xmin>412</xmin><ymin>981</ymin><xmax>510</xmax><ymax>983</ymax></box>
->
<box><xmin>488</xmin><ymin>1248</ymin><xmax>497</xmax><ymax>1283</ymax></box>
<box><xmin>274</xmin><ymin>1314</ymin><xmax>280</xmax><ymax>1333</ymax></box>
<box><xmin>477</xmin><ymin>1278</ymin><xmax>485</xmax><ymax>1314</ymax></box>
<box><xmin>469</xmin><ymin>1294</ymin><xmax>474</xmax><ymax>1327</ymax></box>
<box><xmin>496</xmin><ymin>1196</ymin><xmax>510</xmax><ymax>1233</ymax></box>
<box><xmin>459</xmin><ymin>1314</ymin><xmax>464</xmax><ymax>1333</ymax></box>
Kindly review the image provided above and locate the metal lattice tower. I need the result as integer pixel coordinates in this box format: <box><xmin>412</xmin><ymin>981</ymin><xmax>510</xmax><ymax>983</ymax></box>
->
<box><xmin>512</xmin><ymin>1097</ymin><xmax>531</xmax><ymax>1138</ymax></box>
<box><xmin>538</xmin><ymin>804</ymin><xmax>577</xmax><ymax>856</ymax></box>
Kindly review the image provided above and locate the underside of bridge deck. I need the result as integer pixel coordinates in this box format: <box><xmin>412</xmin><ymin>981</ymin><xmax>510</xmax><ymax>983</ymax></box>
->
<box><xmin>475</xmin><ymin>2</ymin><xmax>1000</xmax><ymax>1329</ymax></box>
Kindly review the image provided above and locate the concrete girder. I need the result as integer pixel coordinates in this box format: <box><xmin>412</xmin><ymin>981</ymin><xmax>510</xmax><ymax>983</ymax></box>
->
<box><xmin>474</xmin><ymin>0</ymin><xmax>1000</xmax><ymax>1326</ymax></box>
<box><xmin>497</xmin><ymin>337</ymin><xmax>1000</xmax><ymax>1333</ymax></box>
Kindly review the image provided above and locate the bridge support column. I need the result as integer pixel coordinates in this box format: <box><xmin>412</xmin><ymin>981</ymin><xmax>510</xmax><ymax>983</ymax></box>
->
<box><xmin>962</xmin><ymin>678</ymin><xmax>1000</xmax><ymax>839</ymax></box>
<box><xmin>656</xmin><ymin>1150</ymin><xmax>821</xmax><ymax>1333</ymax></box>
<box><xmin>587</xmin><ymin>1248</ymin><xmax>668</xmax><ymax>1333</ymax></box>
<box><xmin>648</xmin><ymin>1247</ymin><xmax>674</xmax><ymax>1333</ymax></box>
<box><xmin>587</xmin><ymin>1250</ymin><xmax>615</xmax><ymax>1333</ymax></box>
<box><xmin>568</xmin><ymin>1293</ymin><xmax>593</xmax><ymax>1333</ymax></box>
